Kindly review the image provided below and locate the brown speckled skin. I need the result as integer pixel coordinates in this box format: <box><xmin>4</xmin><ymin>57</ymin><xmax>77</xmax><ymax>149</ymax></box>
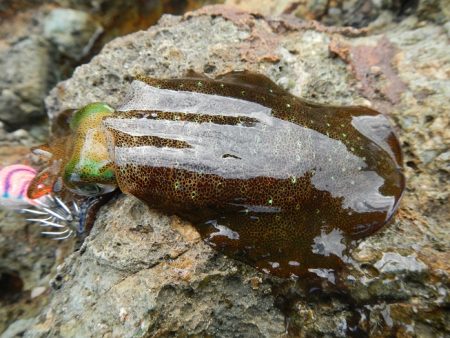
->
<box><xmin>102</xmin><ymin>72</ymin><xmax>405</xmax><ymax>277</ymax></box>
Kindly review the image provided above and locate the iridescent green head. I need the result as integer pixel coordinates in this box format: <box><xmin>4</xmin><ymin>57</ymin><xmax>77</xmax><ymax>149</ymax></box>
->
<box><xmin>63</xmin><ymin>102</ymin><xmax>117</xmax><ymax>196</ymax></box>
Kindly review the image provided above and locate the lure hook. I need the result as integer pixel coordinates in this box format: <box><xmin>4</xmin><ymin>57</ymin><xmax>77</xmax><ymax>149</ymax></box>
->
<box><xmin>0</xmin><ymin>164</ymin><xmax>81</xmax><ymax>240</ymax></box>
<box><xmin>21</xmin><ymin>197</ymin><xmax>81</xmax><ymax>240</ymax></box>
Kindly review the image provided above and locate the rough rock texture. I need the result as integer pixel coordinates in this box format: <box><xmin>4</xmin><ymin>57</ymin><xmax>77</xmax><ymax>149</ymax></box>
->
<box><xmin>42</xmin><ymin>8</ymin><xmax>103</xmax><ymax>60</ymax></box>
<box><xmin>0</xmin><ymin>36</ymin><xmax>52</xmax><ymax>126</ymax></box>
<box><xmin>225</xmin><ymin>0</ymin><xmax>450</xmax><ymax>26</ymax></box>
<box><xmin>22</xmin><ymin>196</ymin><xmax>285</xmax><ymax>337</ymax></box>
<box><xmin>0</xmin><ymin>0</ymin><xmax>220</xmax><ymax>128</ymax></box>
<box><xmin>0</xmin><ymin>3</ymin><xmax>103</xmax><ymax>127</ymax></box>
<box><xmin>2</xmin><ymin>3</ymin><xmax>450</xmax><ymax>337</ymax></box>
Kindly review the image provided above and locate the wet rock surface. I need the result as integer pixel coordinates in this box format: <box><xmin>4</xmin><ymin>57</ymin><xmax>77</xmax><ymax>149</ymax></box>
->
<box><xmin>1</xmin><ymin>2</ymin><xmax>449</xmax><ymax>337</ymax></box>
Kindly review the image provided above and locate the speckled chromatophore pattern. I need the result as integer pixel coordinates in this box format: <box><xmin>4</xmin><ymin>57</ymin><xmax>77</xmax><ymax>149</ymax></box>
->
<box><xmin>98</xmin><ymin>72</ymin><xmax>404</xmax><ymax>277</ymax></box>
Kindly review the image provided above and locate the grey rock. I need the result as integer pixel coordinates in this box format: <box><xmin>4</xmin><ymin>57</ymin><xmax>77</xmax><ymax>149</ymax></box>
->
<box><xmin>0</xmin><ymin>1</ymin><xmax>166</xmax><ymax>128</ymax></box>
<box><xmin>417</xmin><ymin>0</ymin><xmax>450</xmax><ymax>23</ymax></box>
<box><xmin>1</xmin><ymin>318</ymin><xmax>37</xmax><ymax>338</ymax></box>
<box><xmin>23</xmin><ymin>196</ymin><xmax>285</xmax><ymax>338</ymax></box>
<box><xmin>0</xmin><ymin>35</ymin><xmax>51</xmax><ymax>126</ymax></box>
<box><xmin>445</xmin><ymin>21</ymin><xmax>450</xmax><ymax>37</ymax></box>
<box><xmin>43</xmin><ymin>8</ymin><xmax>103</xmax><ymax>60</ymax></box>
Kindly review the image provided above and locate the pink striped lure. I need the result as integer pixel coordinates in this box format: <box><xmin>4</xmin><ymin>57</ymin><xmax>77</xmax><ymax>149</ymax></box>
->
<box><xmin>0</xmin><ymin>164</ymin><xmax>40</xmax><ymax>209</ymax></box>
<box><xmin>0</xmin><ymin>164</ymin><xmax>81</xmax><ymax>240</ymax></box>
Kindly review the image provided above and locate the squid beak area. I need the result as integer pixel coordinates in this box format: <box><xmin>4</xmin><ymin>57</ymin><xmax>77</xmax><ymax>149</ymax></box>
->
<box><xmin>74</xmin><ymin>190</ymin><xmax>119</xmax><ymax>235</ymax></box>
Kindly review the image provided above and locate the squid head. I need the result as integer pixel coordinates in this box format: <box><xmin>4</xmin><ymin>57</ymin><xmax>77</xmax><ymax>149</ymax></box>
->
<box><xmin>28</xmin><ymin>103</ymin><xmax>118</xmax><ymax>199</ymax></box>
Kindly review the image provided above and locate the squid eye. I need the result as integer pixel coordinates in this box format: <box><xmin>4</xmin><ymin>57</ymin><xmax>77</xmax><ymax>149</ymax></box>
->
<box><xmin>63</xmin><ymin>163</ymin><xmax>116</xmax><ymax>197</ymax></box>
<box><xmin>78</xmin><ymin>184</ymin><xmax>101</xmax><ymax>195</ymax></box>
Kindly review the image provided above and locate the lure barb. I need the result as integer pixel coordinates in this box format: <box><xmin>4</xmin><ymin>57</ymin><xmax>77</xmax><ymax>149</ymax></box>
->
<box><xmin>21</xmin><ymin>197</ymin><xmax>81</xmax><ymax>240</ymax></box>
<box><xmin>0</xmin><ymin>164</ymin><xmax>83</xmax><ymax>240</ymax></box>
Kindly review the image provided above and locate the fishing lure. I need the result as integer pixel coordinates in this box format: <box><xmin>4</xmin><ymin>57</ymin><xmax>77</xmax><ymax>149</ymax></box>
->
<box><xmin>6</xmin><ymin>71</ymin><xmax>405</xmax><ymax>277</ymax></box>
<box><xmin>0</xmin><ymin>164</ymin><xmax>81</xmax><ymax>239</ymax></box>
<box><xmin>0</xmin><ymin>164</ymin><xmax>40</xmax><ymax>208</ymax></box>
